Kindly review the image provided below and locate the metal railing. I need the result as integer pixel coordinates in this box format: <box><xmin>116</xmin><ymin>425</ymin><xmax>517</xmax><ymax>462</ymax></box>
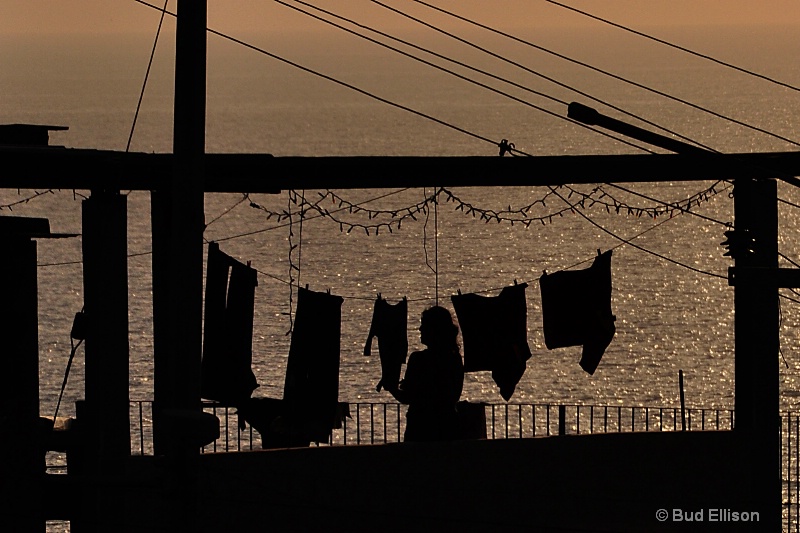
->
<box><xmin>124</xmin><ymin>400</ymin><xmax>737</xmax><ymax>454</ymax></box>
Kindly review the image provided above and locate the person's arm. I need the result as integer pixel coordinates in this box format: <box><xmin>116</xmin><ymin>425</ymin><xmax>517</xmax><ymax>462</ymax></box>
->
<box><xmin>385</xmin><ymin>352</ymin><xmax>418</xmax><ymax>404</ymax></box>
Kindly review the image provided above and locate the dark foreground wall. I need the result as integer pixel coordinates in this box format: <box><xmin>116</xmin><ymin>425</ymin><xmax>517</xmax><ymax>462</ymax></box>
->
<box><xmin>139</xmin><ymin>431</ymin><xmax>769</xmax><ymax>533</ymax></box>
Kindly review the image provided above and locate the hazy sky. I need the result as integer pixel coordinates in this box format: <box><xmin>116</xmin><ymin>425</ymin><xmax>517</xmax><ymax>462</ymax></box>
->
<box><xmin>2</xmin><ymin>0</ymin><xmax>799</xmax><ymax>36</ymax></box>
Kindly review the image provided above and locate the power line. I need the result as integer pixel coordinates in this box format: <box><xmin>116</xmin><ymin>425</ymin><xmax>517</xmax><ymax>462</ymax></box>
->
<box><xmin>544</xmin><ymin>0</ymin><xmax>800</xmax><ymax>95</ymax></box>
<box><xmin>368</xmin><ymin>0</ymin><xmax>715</xmax><ymax>153</ymax></box>
<box><xmin>409</xmin><ymin>0</ymin><xmax>800</xmax><ymax>148</ymax></box>
<box><xmin>290</xmin><ymin>0</ymin><xmax>567</xmax><ymax>107</ymax></box>
<box><xmin>277</xmin><ymin>0</ymin><xmax>652</xmax><ymax>154</ymax></box>
<box><xmin>127</xmin><ymin>0</ymin><xmax>169</xmax><ymax>152</ymax></box>
<box><xmin>133</xmin><ymin>0</ymin><xmax>497</xmax><ymax>151</ymax></box>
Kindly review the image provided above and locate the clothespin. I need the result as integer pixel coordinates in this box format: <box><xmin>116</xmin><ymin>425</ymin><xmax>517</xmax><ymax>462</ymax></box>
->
<box><xmin>513</xmin><ymin>279</ymin><xmax>518</xmax><ymax>285</ymax></box>
<box><xmin>327</xmin><ymin>288</ymin><xmax>331</xmax><ymax>295</ymax></box>
<box><xmin>305</xmin><ymin>284</ymin><xmax>309</xmax><ymax>290</ymax></box>
<box><xmin>597</xmin><ymin>248</ymin><xmax>602</xmax><ymax>256</ymax></box>
<box><xmin>457</xmin><ymin>289</ymin><xmax>462</xmax><ymax>295</ymax></box>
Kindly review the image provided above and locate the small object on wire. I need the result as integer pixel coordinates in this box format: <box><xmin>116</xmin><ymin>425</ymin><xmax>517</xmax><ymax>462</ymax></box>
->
<box><xmin>498</xmin><ymin>138</ymin><xmax>516</xmax><ymax>157</ymax></box>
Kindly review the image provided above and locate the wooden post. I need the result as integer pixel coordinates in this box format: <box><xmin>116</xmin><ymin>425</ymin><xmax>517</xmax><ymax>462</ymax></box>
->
<box><xmin>151</xmin><ymin>1</ymin><xmax>207</xmax><ymax>530</ymax></box>
<box><xmin>732</xmin><ymin>177</ymin><xmax>779</xmax><ymax>529</ymax></box>
<box><xmin>152</xmin><ymin>0</ymin><xmax>206</xmax><ymax>454</ymax></box>
<box><xmin>80</xmin><ymin>190</ymin><xmax>130</xmax><ymax>531</ymax></box>
<box><xmin>0</xmin><ymin>234</ymin><xmax>42</xmax><ymax>532</ymax></box>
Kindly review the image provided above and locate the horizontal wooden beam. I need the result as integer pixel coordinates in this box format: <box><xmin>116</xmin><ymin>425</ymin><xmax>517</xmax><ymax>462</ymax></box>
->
<box><xmin>2</xmin><ymin>147</ymin><xmax>799</xmax><ymax>192</ymax></box>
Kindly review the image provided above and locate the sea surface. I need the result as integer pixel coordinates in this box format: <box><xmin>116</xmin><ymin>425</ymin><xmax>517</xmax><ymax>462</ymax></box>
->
<box><xmin>2</xmin><ymin>22</ymin><xmax>800</xmax><ymax>430</ymax></box>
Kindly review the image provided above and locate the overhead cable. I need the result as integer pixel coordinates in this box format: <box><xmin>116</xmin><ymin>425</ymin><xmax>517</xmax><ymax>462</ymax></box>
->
<box><xmin>277</xmin><ymin>0</ymin><xmax>652</xmax><ymax>154</ymax></box>
<box><xmin>409</xmin><ymin>0</ymin><xmax>800</xmax><ymax>148</ymax></box>
<box><xmin>544</xmin><ymin>0</ymin><xmax>800</xmax><ymax>94</ymax></box>
<box><xmin>369</xmin><ymin>0</ymin><xmax>714</xmax><ymax>152</ymax></box>
<box><xmin>127</xmin><ymin>0</ymin><xmax>169</xmax><ymax>152</ymax></box>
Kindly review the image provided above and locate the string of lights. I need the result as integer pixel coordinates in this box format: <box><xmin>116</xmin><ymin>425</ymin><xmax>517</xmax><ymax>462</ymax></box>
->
<box><xmin>547</xmin><ymin>184</ymin><xmax>727</xmax><ymax>279</ymax></box>
<box><xmin>569</xmin><ymin>181</ymin><xmax>732</xmax><ymax>224</ymax></box>
<box><xmin>0</xmin><ymin>189</ymin><xmax>56</xmax><ymax>211</ymax></box>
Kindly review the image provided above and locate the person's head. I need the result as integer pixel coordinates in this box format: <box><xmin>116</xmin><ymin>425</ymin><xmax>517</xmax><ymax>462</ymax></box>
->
<box><xmin>419</xmin><ymin>305</ymin><xmax>459</xmax><ymax>351</ymax></box>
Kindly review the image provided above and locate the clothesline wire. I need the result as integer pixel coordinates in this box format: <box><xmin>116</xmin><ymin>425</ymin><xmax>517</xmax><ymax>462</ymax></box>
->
<box><xmin>205</xmin><ymin>193</ymin><xmax>250</xmax><ymax>228</ymax></box>
<box><xmin>276</xmin><ymin>0</ymin><xmax>653</xmax><ymax>154</ymax></box>
<box><xmin>126</xmin><ymin>0</ymin><xmax>169</xmax><ymax>152</ymax></box>
<box><xmin>544</xmin><ymin>0</ymin><xmax>800</xmax><ymax>95</ymax></box>
<box><xmin>409</xmin><ymin>0</ymin><xmax>800</xmax><ymax>148</ymax></box>
<box><xmin>366</xmin><ymin>0</ymin><xmax>714</xmax><ymax>153</ymax></box>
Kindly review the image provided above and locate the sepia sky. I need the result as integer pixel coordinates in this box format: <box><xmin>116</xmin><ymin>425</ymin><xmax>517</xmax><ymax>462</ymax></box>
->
<box><xmin>2</xmin><ymin>0</ymin><xmax>799</xmax><ymax>36</ymax></box>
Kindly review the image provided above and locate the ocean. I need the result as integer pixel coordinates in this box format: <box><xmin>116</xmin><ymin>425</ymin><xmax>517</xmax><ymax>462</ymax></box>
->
<box><xmin>2</xmin><ymin>22</ymin><xmax>800</xmax><ymax>428</ymax></box>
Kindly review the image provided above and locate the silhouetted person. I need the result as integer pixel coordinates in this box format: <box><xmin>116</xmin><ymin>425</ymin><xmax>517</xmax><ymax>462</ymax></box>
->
<box><xmin>386</xmin><ymin>306</ymin><xmax>464</xmax><ymax>442</ymax></box>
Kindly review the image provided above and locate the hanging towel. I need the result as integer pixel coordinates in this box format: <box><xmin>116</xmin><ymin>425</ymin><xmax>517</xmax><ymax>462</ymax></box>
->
<box><xmin>201</xmin><ymin>242</ymin><xmax>259</xmax><ymax>403</ymax></box>
<box><xmin>539</xmin><ymin>250</ymin><xmax>616</xmax><ymax>375</ymax></box>
<box><xmin>283</xmin><ymin>287</ymin><xmax>344</xmax><ymax>443</ymax></box>
<box><xmin>364</xmin><ymin>295</ymin><xmax>408</xmax><ymax>392</ymax></box>
<box><xmin>451</xmin><ymin>283</ymin><xmax>532</xmax><ymax>401</ymax></box>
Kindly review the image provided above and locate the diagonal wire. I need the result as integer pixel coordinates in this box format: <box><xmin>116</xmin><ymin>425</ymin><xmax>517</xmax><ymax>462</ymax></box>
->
<box><xmin>368</xmin><ymin>0</ymin><xmax>715</xmax><ymax>153</ymax></box>
<box><xmin>127</xmin><ymin>0</ymin><xmax>169</xmax><ymax>152</ymax></box>
<box><xmin>548</xmin><ymin>184</ymin><xmax>727</xmax><ymax>279</ymax></box>
<box><xmin>545</xmin><ymin>0</ymin><xmax>800</xmax><ymax>94</ymax></box>
<box><xmin>409</xmin><ymin>0</ymin><xmax>800</xmax><ymax>148</ymax></box>
<box><xmin>277</xmin><ymin>0</ymin><xmax>653</xmax><ymax>154</ymax></box>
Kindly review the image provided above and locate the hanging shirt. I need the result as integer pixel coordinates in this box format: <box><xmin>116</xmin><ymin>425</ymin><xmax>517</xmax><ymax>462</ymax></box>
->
<box><xmin>364</xmin><ymin>295</ymin><xmax>408</xmax><ymax>392</ymax></box>
<box><xmin>451</xmin><ymin>283</ymin><xmax>532</xmax><ymax>401</ymax></box>
<box><xmin>201</xmin><ymin>242</ymin><xmax>259</xmax><ymax>404</ymax></box>
<box><xmin>539</xmin><ymin>250</ymin><xmax>616</xmax><ymax>375</ymax></box>
<box><xmin>283</xmin><ymin>287</ymin><xmax>344</xmax><ymax>443</ymax></box>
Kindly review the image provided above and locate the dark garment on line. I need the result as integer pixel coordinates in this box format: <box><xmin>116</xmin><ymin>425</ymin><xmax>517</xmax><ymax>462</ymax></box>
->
<box><xmin>201</xmin><ymin>242</ymin><xmax>259</xmax><ymax>404</ymax></box>
<box><xmin>539</xmin><ymin>250</ymin><xmax>616</xmax><ymax>375</ymax></box>
<box><xmin>283</xmin><ymin>287</ymin><xmax>344</xmax><ymax>444</ymax></box>
<box><xmin>364</xmin><ymin>295</ymin><xmax>408</xmax><ymax>392</ymax></box>
<box><xmin>451</xmin><ymin>283</ymin><xmax>532</xmax><ymax>401</ymax></box>
<box><xmin>398</xmin><ymin>348</ymin><xmax>464</xmax><ymax>442</ymax></box>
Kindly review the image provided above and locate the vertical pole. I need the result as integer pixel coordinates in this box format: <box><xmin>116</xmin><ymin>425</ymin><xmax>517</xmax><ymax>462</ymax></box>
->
<box><xmin>152</xmin><ymin>0</ymin><xmax>207</xmax><ymax>453</ymax></box>
<box><xmin>0</xmin><ymin>236</ymin><xmax>42</xmax><ymax>532</ymax></box>
<box><xmin>81</xmin><ymin>190</ymin><xmax>130</xmax><ymax>532</ymax></box>
<box><xmin>151</xmin><ymin>0</ymin><xmax>207</xmax><ymax>530</ymax></box>
<box><xmin>733</xmin><ymin>177</ymin><xmax>779</xmax><ymax>529</ymax></box>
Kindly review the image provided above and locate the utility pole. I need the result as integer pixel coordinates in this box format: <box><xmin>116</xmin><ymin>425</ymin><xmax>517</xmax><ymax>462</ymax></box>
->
<box><xmin>151</xmin><ymin>0</ymin><xmax>207</xmax><ymax>529</ymax></box>
<box><xmin>730</xmin><ymin>178</ymin><xmax>780</xmax><ymax>529</ymax></box>
<box><xmin>571</xmin><ymin>103</ymin><xmax>782</xmax><ymax>527</ymax></box>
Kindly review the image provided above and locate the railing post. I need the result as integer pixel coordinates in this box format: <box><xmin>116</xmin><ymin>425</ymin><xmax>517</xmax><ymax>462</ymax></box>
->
<box><xmin>558</xmin><ymin>405</ymin><xmax>566</xmax><ymax>436</ymax></box>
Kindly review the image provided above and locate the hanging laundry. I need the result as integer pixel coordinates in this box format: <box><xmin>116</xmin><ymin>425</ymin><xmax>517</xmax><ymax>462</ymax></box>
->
<box><xmin>539</xmin><ymin>250</ymin><xmax>616</xmax><ymax>375</ymax></box>
<box><xmin>201</xmin><ymin>242</ymin><xmax>259</xmax><ymax>404</ymax></box>
<box><xmin>451</xmin><ymin>283</ymin><xmax>532</xmax><ymax>401</ymax></box>
<box><xmin>283</xmin><ymin>286</ymin><xmax>344</xmax><ymax>443</ymax></box>
<box><xmin>364</xmin><ymin>295</ymin><xmax>408</xmax><ymax>392</ymax></box>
